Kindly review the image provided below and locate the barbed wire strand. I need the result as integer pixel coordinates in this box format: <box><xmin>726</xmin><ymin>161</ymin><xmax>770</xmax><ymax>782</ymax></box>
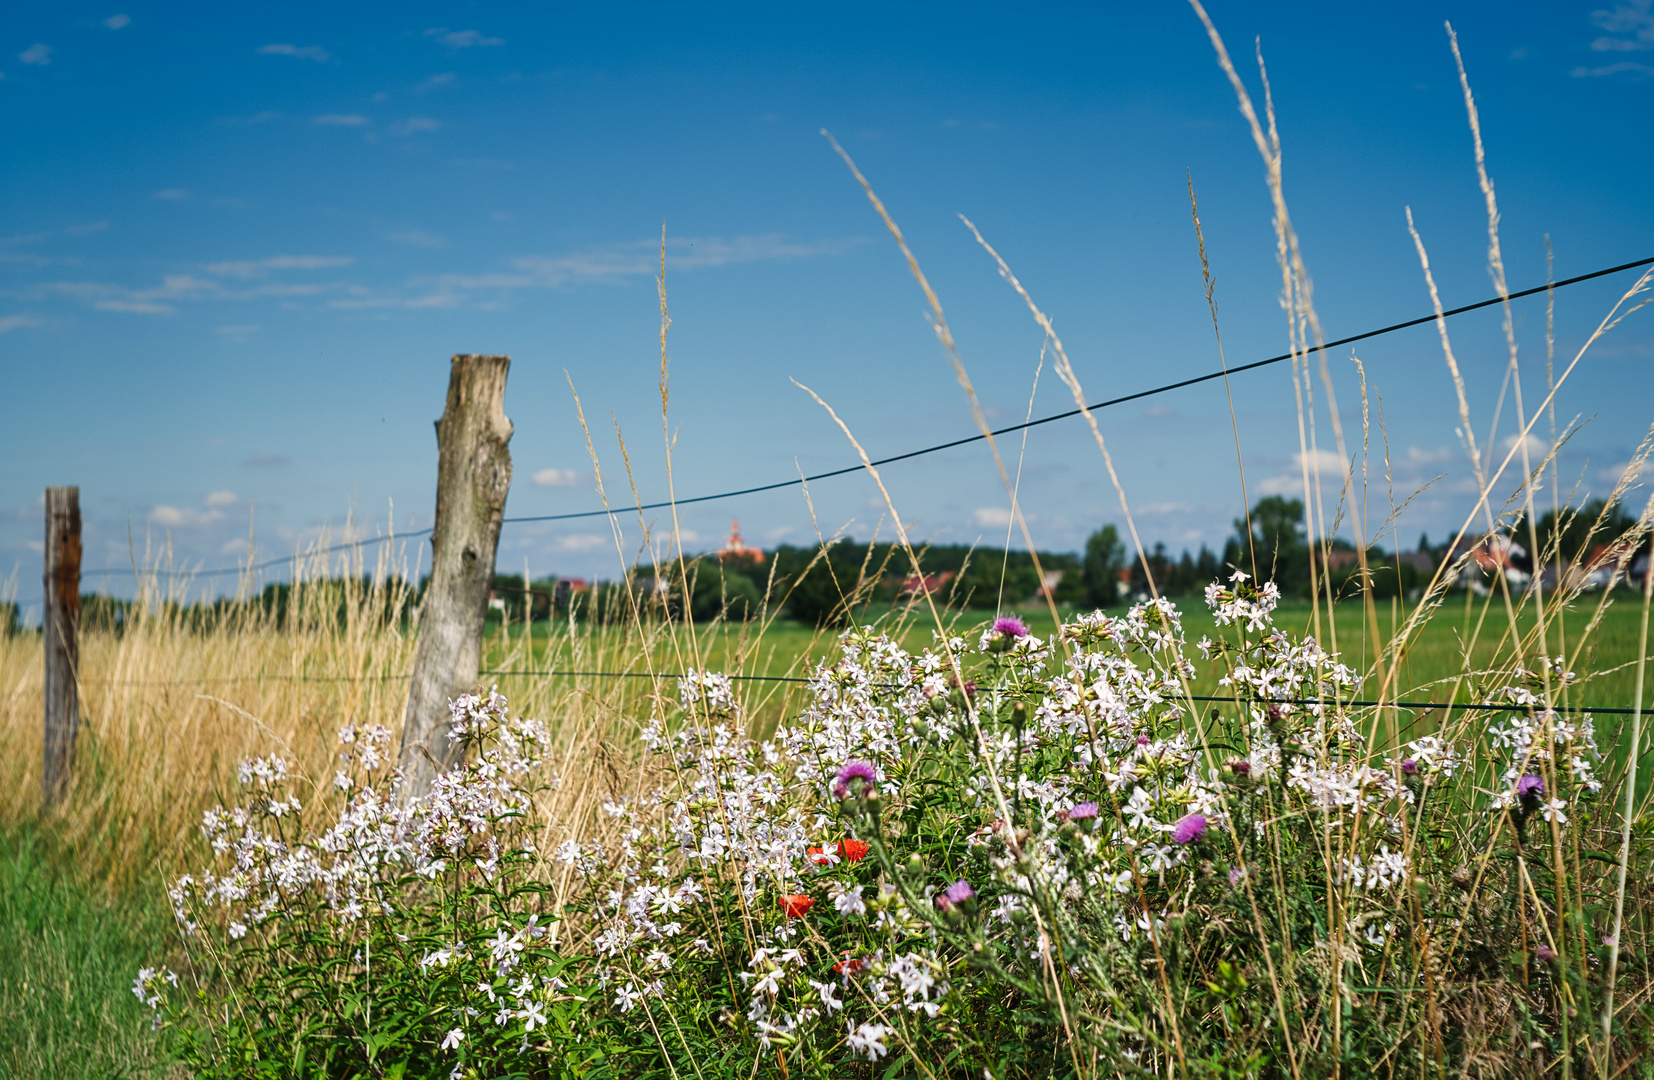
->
<box><xmin>75</xmin><ymin>253</ymin><xmax>1653</xmax><ymax>582</ymax></box>
<box><xmin>65</xmin><ymin>665</ymin><xmax>1652</xmax><ymax>715</ymax></box>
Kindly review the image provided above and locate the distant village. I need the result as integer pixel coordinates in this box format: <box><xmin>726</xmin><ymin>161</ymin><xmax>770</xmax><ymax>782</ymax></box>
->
<box><xmin>485</xmin><ymin>494</ymin><xmax>1650</xmax><ymax>627</ymax></box>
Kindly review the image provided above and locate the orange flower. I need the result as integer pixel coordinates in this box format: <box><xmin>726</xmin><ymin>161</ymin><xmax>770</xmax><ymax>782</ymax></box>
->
<box><xmin>832</xmin><ymin>950</ymin><xmax>869</xmax><ymax>976</ymax></box>
<box><xmin>779</xmin><ymin>894</ymin><xmax>815</xmax><ymax>918</ymax></box>
<box><xmin>808</xmin><ymin>838</ymin><xmax>870</xmax><ymax>866</ymax></box>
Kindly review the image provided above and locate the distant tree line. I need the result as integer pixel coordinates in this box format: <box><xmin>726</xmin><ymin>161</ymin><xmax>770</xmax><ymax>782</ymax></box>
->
<box><xmin>30</xmin><ymin>495</ymin><xmax>1644</xmax><ymax>635</ymax></box>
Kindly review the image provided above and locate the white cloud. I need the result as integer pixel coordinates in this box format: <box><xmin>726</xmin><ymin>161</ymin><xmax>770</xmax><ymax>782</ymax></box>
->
<box><xmin>1498</xmin><ymin>432</ymin><xmax>1549</xmax><ymax>460</ymax></box>
<box><xmin>972</xmin><ymin>506</ymin><xmax>1013</xmax><ymax>528</ymax></box>
<box><xmin>386</xmin><ymin>230</ymin><xmax>446</xmax><ymax>249</ymax></box>
<box><xmin>104</xmin><ymin>14</ymin><xmax>131</xmax><ymax>29</ymax></box>
<box><xmin>203</xmin><ymin>490</ymin><xmax>238</xmax><ymax>508</ymax></box>
<box><xmin>532</xmin><ymin>468</ymin><xmax>583</xmax><ymax>488</ymax></box>
<box><xmin>1571</xmin><ymin>60</ymin><xmax>1654</xmax><ymax>76</ymax></box>
<box><xmin>154</xmin><ymin>188</ymin><xmax>192</xmax><ymax>201</ymax></box>
<box><xmin>206</xmin><ymin>254</ymin><xmax>354</xmax><ymax>278</ymax></box>
<box><xmin>438</xmin><ymin>234</ymin><xmax>861</xmax><ymax>292</ymax></box>
<box><xmin>1256</xmin><ymin>448</ymin><xmax>1351</xmax><ymax>497</ymax></box>
<box><xmin>214</xmin><ymin>324</ymin><xmax>260</xmax><ymax>342</ymax></box>
<box><xmin>417</xmin><ymin>72</ymin><xmax>456</xmax><ymax>90</ymax></box>
<box><xmin>389</xmin><ymin>116</ymin><xmax>442</xmax><ymax>137</ymax></box>
<box><xmin>554</xmin><ymin>534</ymin><xmax>607</xmax><ymax>552</ymax></box>
<box><xmin>1406</xmin><ymin>444</ymin><xmax>1454</xmax><ymax>465</ymax></box>
<box><xmin>425</xmin><ymin>28</ymin><xmax>502</xmax><ymax>47</ymax></box>
<box><xmin>0</xmin><ymin>315</ymin><xmax>42</xmax><ymax>333</ymax></box>
<box><xmin>1590</xmin><ymin>1</ymin><xmax>1654</xmax><ymax>51</ymax></box>
<box><xmin>1599</xmin><ymin>458</ymin><xmax>1653</xmax><ymax>483</ymax></box>
<box><xmin>63</xmin><ymin>221</ymin><xmax>109</xmax><ymax>236</ymax></box>
<box><xmin>149</xmin><ymin>505</ymin><xmax>223</xmax><ymax>528</ymax></box>
<box><xmin>94</xmin><ymin>299</ymin><xmax>173</xmax><ymax>314</ymax></box>
<box><xmin>314</xmin><ymin>114</ymin><xmax>369</xmax><ymax>127</ymax></box>
<box><xmin>19</xmin><ymin>44</ymin><xmax>52</xmax><ymax>66</ymax></box>
<box><xmin>258</xmin><ymin>43</ymin><xmax>330</xmax><ymax>62</ymax></box>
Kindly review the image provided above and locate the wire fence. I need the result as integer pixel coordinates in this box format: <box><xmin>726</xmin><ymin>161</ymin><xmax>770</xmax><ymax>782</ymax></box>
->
<box><xmin>62</xmin><ymin>665</ymin><xmax>1653</xmax><ymax>716</ymax></box>
<box><xmin>10</xmin><ymin>254</ymin><xmax>1654</xmax><ymax>720</ymax></box>
<box><xmin>42</xmin><ymin>251</ymin><xmax>1651</xmax><ymax>588</ymax></box>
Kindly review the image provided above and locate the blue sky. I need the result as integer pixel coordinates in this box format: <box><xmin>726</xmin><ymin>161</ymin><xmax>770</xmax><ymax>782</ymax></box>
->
<box><xmin>3</xmin><ymin>1</ymin><xmax>1652</xmax><ymax>610</ymax></box>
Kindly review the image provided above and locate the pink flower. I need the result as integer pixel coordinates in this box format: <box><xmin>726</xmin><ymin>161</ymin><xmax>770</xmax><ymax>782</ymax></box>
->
<box><xmin>833</xmin><ymin>760</ymin><xmax>878</xmax><ymax>800</ymax></box>
<box><xmin>934</xmin><ymin>879</ymin><xmax>975</xmax><ymax>912</ymax></box>
<box><xmin>992</xmin><ymin>616</ymin><xmax>1029</xmax><ymax>639</ymax></box>
<box><xmin>1171</xmin><ymin>813</ymin><xmax>1208</xmax><ymax>845</ymax></box>
<box><xmin>1066</xmin><ymin>801</ymin><xmax>1099</xmax><ymax>821</ymax></box>
<box><xmin>1516</xmin><ymin>774</ymin><xmax>1545</xmax><ymax>803</ymax></box>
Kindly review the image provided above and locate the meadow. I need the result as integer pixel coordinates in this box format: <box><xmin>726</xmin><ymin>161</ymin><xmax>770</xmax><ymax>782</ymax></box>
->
<box><xmin>2</xmin><ymin>568</ymin><xmax>1652</xmax><ymax>1077</ymax></box>
<box><xmin>5</xmin><ymin>8</ymin><xmax>1654</xmax><ymax>1076</ymax></box>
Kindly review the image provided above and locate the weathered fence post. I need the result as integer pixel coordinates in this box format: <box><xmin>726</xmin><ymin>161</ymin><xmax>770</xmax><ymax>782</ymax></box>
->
<box><xmin>398</xmin><ymin>356</ymin><xmax>513</xmax><ymax>795</ymax></box>
<box><xmin>43</xmin><ymin>486</ymin><xmax>81</xmax><ymax>806</ymax></box>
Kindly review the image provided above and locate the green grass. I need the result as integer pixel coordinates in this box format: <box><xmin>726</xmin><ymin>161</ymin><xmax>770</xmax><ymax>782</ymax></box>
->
<box><xmin>489</xmin><ymin>592</ymin><xmax>1653</xmax><ymax>710</ymax></box>
<box><xmin>0</xmin><ymin>829</ymin><xmax>170</xmax><ymax>1080</ymax></box>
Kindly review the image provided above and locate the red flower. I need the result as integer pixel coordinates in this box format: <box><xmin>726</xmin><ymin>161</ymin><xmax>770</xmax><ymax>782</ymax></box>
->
<box><xmin>779</xmin><ymin>894</ymin><xmax>815</xmax><ymax>918</ymax></box>
<box><xmin>832</xmin><ymin>951</ymin><xmax>869</xmax><ymax>976</ymax></box>
<box><xmin>807</xmin><ymin>838</ymin><xmax>870</xmax><ymax>865</ymax></box>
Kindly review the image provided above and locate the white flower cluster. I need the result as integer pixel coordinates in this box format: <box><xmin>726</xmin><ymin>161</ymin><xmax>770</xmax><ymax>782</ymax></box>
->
<box><xmin>171</xmin><ymin>691</ymin><xmax>553</xmax><ymax>938</ymax></box>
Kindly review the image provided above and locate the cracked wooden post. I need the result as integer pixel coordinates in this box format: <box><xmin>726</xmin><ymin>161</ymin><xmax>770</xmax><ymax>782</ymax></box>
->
<box><xmin>43</xmin><ymin>486</ymin><xmax>81</xmax><ymax>807</ymax></box>
<box><xmin>398</xmin><ymin>356</ymin><xmax>513</xmax><ymax>796</ymax></box>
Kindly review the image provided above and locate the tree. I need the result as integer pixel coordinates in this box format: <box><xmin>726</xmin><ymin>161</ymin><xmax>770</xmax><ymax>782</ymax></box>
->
<box><xmin>689</xmin><ymin>561</ymin><xmax>763</xmax><ymax>623</ymax></box>
<box><xmin>1081</xmin><ymin>525</ymin><xmax>1126</xmax><ymax>609</ymax></box>
<box><xmin>1234</xmin><ymin>496</ymin><xmax>1309</xmax><ymax>595</ymax></box>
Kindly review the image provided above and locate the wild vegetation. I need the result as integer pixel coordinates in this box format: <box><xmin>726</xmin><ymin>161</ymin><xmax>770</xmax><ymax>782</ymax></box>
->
<box><xmin>6</xmin><ymin>7</ymin><xmax>1654</xmax><ymax>1078</ymax></box>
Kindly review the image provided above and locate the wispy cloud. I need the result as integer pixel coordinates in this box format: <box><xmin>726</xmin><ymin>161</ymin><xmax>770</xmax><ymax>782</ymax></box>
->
<box><xmin>154</xmin><ymin>188</ymin><xmax>192</xmax><ymax>201</ymax></box>
<box><xmin>104</xmin><ymin>14</ymin><xmax>131</xmax><ymax>30</ymax></box>
<box><xmin>1571</xmin><ymin>60</ymin><xmax>1654</xmax><ymax>76</ymax></box>
<box><xmin>19</xmin><ymin>44</ymin><xmax>52</xmax><ymax>66</ymax></box>
<box><xmin>0</xmin><ymin>315</ymin><xmax>42</xmax><ymax>333</ymax></box>
<box><xmin>257</xmin><ymin>43</ymin><xmax>330</xmax><ymax>62</ymax></box>
<box><xmin>972</xmin><ymin>506</ymin><xmax>1013</xmax><ymax>528</ymax></box>
<box><xmin>417</xmin><ymin>72</ymin><xmax>456</xmax><ymax>90</ymax></box>
<box><xmin>532</xmin><ymin>468</ymin><xmax>583</xmax><ymax>488</ymax></box>
<box><xmin>1256</xmin><ymin>448</ymin><xmax>1352</xmax><ymax>497</ymax></box>
<box><xmin>313</xmin><ymin>114</ymin><xmax>369</xmax><ymax>127</ymax></box>
<box><xmin>214</xmin><ymin>324</ymin><xmax>261</xmax><ymax>342</ymax></box>
<box><xmin>95</xmin><ymin>299</ymin><xmax>172</xmax><ymax>314</ymax></box>
<box><xmin>1590</xmin><ymin>0</ymin><xmax>1654</xmax><ymax>50</ymax></box>
<box><xmin>389</xmin><ymin>116</ymin><xmax>442</xmax><ymax>137</ymax></box>
<box><xmin>326</xmin><ymin>233</ymin><xmax>860</xmax><ymax>311</ymax></box>
<box><xmin>243</xmin><ymin>454</ymin><xmax>290</xmax><ymax>469</ymax></box>
<box><xmin>424</xmin><ymin>28</ymin><xmax>503</xmax><ymax>48</ymax></box>
<box><xmin>150</xmin><ymin>505</ymin><xmax>221</xmax><ymax>527</ymax></box>
<box><xmin>456</xmin><ymin>234</ymin><xmax>861</xmax><ymax>288</ymax></box>
<box><xmin>385</xmin><ymin>230</ymin><xmax>446</xmax><ymax>248</ymax></box>
<box><xmin>206</xmin><ymin>254</ymin><xmax>354</xmax><ymax>278</ymax></box>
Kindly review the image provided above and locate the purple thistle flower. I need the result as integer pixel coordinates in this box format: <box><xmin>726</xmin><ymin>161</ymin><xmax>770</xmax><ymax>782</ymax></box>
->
<box><xmin>992</xmin><ymin>616</ymin><xmax>1029</xmax><ymax>639</ymax></box>
<box><xmin>833</xmin><ymin>760</ymin><xmax>878</xmax><ymax>800</ymax></box>
<box><xmin>1400</xmin><ymin>759</ymin><xmax>1420</xmax><ymax>777</ymax></box>
<box><xmin>1066</xmin><ymin>801</ymin><xmax>1099</xmax><ymax>821</ymax></box>
<box><xmin>935</xmin><ymin>879</ymin><xmax>975</xmax><ymax>911</ymax></box>
<box><xmin>1228</xmin><ymin>866</ymin><xmax>1246</xmax><ymax>887</ymax></box>
<box><xmin>1171</xmin><ymin>813</ymin><xmax>1208</xmax><ymax>845</ymax></box>
<box><xmin>1536</xmin><ymin>944</ymin><xmax>1557</xmax><ymax>962</ymax></box>
<box><xmin>1516</xmin><ymin>774</ymin><xmax>1545</xmax><ymax>803</ymax></box>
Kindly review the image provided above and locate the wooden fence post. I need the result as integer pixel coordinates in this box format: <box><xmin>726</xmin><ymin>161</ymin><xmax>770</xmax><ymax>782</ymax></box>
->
<box><xmin>398</xmin><ymin>356</ymin><xmax>513</xmax><ymax>795</ymax></box>
<box><xmin>43</xmin><ymin>486</ymin><xmax>81</xmax><ymax>806</ymax></box>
